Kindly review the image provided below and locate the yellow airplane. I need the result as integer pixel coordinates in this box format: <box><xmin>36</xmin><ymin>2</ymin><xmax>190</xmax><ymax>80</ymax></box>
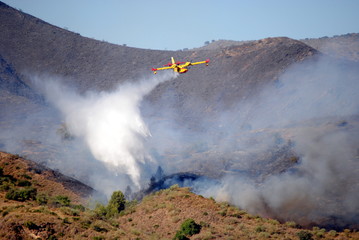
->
<box><xmin>152</xmin><ymin>57</ymin><xmax>210</xmax><ymax>74</ymax></box>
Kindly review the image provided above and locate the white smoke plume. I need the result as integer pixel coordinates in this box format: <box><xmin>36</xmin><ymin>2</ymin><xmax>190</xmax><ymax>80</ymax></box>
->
<box><xmin>36</xmin><ymin>71</ymin><xmax>177</xmax><ymax>189</ymax></box>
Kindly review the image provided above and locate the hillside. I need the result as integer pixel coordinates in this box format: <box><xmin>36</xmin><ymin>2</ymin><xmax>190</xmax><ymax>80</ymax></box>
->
<box><xmin>0</xmin><ymin>152</ymin><xmax>93</xmax><ymax>202</ymax></box>
<box><xmin>1</xmin><ymin>152</ymin><xmax>358</xmax><ymax>239</ymax></box>
<box><xmin>0</xmin><ymin>1</ymin><xmax>359</xmax><ymax>234</ymax></box>
<box><xmin>301</xmin><ymin>33</ymin><xmax>359</xmax><ymax>62</ymax></box>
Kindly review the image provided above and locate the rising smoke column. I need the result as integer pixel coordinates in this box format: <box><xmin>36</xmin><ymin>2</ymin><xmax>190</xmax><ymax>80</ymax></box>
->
<box><xmin>38</xmin><ymin>71</ymin><xmax>177</xmax><ymax>188</ymax></box>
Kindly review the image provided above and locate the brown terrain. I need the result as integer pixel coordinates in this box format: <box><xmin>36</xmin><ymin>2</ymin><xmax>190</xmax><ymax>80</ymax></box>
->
<box><xmin>1</xmin><ymin>152</ymin><xmax>359</xmax><ymax>239</ymax></box>
<box><xmin>0</xmin><ymin>1</ymin><xmax>359</xmax><ymax>239</ymax></box>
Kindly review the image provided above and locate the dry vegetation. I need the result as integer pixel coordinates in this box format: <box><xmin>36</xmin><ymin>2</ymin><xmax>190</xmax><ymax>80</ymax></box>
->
<box><xmin>1</xmin><ymin>152</ymin><xmax>358</xmax><ymax>240</ymax></box>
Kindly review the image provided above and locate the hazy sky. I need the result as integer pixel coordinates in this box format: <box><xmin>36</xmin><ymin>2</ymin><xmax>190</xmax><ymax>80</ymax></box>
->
<box><xmin>3</xmin><ymin>0</ymin><xmax>359</xmax><ymax>50</ymax></box>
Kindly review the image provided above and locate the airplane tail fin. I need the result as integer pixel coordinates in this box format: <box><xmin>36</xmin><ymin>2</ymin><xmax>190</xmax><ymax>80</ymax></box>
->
<box><xmin>171</xmin><ymin>57</ymin><xmax>175</xmax><ymax>65</ymax></box>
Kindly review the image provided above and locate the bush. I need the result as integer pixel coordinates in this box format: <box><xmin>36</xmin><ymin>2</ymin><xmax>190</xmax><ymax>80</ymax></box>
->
<box><xmin>104</xmin><ymin>190</ymin><xmax>126</xmax><ymax>218</ymax></box>
<box><xmin>285</xmin><ymin>221</ymin><xmax>298</xmax><ymax>228</ymax></box>
<box><xmin>180</xmin><ymin>218</ymin><xmax>201</xmax><ymax>236</ymax></box>
<box><xmin>36</xmin><ymin>193</ymin><xmax>48</xmax><ymax>205</ymax></box>
<box><xmin>0</xmin><ymin>181</ymin><xmax>12</xmax><ymax>191</ymax></box>
<box><xmin>93</xmin><ymin>190</ymin><xmax>127</xmax><ymax>219</ymax></box>
<box><xmin>52</xmin><ymin>195</ymin><xmax>71</xmax><ymax>207</ymax></box>
<box><xmin>0</xmin><ymin>172</ymin><xmax>17</xmax><ymax>186</ymax></box>
<box><xmin>17</xmin><ymin>180</ymin><xmax>32</xmax><ymax>187</ymax></box>
<box><xmin>23</xmin><ymin>221</ymin><xmax>39</xmax><ymax>230</ymax></box>
<box><xmin>173</xmin><ymin>232</ymin><xmax>189</xmax><ymax>240</ymax></box>
<box><xmin>296</xmin><ymin>231</ymin><xmax>313</xmax><ymax>240</ymax></box>
<box><xmin>94</xmin><ymin>203</ymin><xmax>108</xmax><ymax>219</ymax></box>
<box><xmin>6</xmin><ymin>187</ymin><xmax>37</xmax><ymax>201</ymax></box>
<box><xmin>108</xmin><ymin>191</ymin><xmax>126</xmax><ymax>213</ymax></box>
<box><xmin>255</xmin><ymin>225</ymin><xmax>266</xmax><ymax>232</ymax></box>
<box><xmin>72</xmin><ymin>204</ymin><xmax>86</xmax><ymax>212</ymax></box>
<box><xmin>173</xmin><ymin>219</ymin><xmax>201</xmax><ymax>240</ymax></box>
<box><xmin>22</xmin><ymin>174</ymin><xmax>32</xmax><ymax>180</ymax></box>
<box><xmin>328</xmin><ymin>230</ymin><xmax>337</xmax><ymax>237</ymax></box>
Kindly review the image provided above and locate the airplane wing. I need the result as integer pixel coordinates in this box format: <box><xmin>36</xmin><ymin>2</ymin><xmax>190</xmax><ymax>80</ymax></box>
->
<box><xmin>151</xmin><ymin>66</ymin><xmax>174</xmax><ymax>74</ymax></box>
<box><xmin>152</xmin><ymin>66</ymin><xmax>174</xmax><ymax>71</ymax></box>
<box><xmin>189</xmin><ymin>59</ymin><xmax>210</xmax><ymax>66</ymax></box>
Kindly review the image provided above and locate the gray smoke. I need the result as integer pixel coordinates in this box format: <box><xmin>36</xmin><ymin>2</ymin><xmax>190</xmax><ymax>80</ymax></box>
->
<box><xmin>145</xmin><ymin>56</ymin><xmax>359</xmax><ymax>228</ymax></box>
<box><xmin>1</xmin><ymin>53</ymin><xmax>358</xmax><ymax>228</ymax></box>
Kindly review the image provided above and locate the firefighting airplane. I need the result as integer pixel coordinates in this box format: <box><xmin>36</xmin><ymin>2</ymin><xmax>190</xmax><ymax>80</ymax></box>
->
<box><xmin>152</xmin><ymin>57</ymin><xmax>210</xmax><ymax>74</ymax></box>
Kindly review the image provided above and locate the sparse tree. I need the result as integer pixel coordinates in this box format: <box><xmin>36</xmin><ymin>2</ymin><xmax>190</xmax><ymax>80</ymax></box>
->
<box><xmin>107</xmin><ymin>190</ymin><xmax>126</xmax><ymax>217</ymax></box>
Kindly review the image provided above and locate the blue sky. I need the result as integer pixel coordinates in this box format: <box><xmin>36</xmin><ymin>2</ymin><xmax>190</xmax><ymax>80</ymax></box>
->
<box><xmin>3</xmin><ymin>0</ymin><xmax>359</xmax><ymax>50</ymax></box>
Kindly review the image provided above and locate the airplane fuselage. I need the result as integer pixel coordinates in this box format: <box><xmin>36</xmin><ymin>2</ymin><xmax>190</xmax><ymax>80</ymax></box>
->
<box><xmin>152</xmin><ymin>57</ymin><xmax>209</xmax><ymax>74</ymax></box>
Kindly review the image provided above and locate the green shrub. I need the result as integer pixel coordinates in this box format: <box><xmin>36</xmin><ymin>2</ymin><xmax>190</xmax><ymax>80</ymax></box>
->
<box><xmin>94</xmin><ymin>190</ymin><xmax>126</xmax><ymax>219</ymax></box>
<box><xmin>173</xmin><ymin>218</ymin><xmax>201</xmax><ymax>239</ymax></box>
<box><xmin>72</xmin><ymin>204</ymin><xmax>86</xmax><ymax>212</ymax></box>
<box><xmin>0</xmin><ymin>173</ymin><xmax>17</xmax><ymax>186</ymax></box>
<box><xmin>328</xmin><ymin>230</ymin><xmax>337</xmax><ymax>237</ymax></box>
<box><xmin>285</xmin><ymin>221</ymin><xmax>298</xmax><ymax>228</ymax></box>
<box><xmin>180</xmin><ymin>218</ymin><xmax>201</xmax><ymax>236</ymax></box>
<box><xmin>60</xmin><ymin>207</ymin><xmax>79</xmax><ymax>216</ymax></box>
<box><xmin>255</xmin><ymin>225</ymin><xmax>266</xmax><ymax>232</ymax></box>
<box><xmin>17</xmin><ymin>180</ymin><xmax>32</xmax><ymax>187</ymax></box>
<box><xmin>267</xmin><ymin>219</ymin><xmax>279</xmax><ymax>225</ymax></box>
<box><xmin>52</xmin><ymin>195</ymin><xmax>71</xmax><ymax>207</ymax></box>
<box><xmin>5</xmin><ymin>187</ymin><xmax>37</xmax><ymax>201</ymax></box>
<box><xmin>22</xmin><ymin>174</ymin><xmax>32</xmax><ymax>180</ymax></box>
<box><xmin>173</xmin><ymin>232</ymin><xmax>189</xmax><ymax>240</ymax></box>
<box><xmin>296</xmin><ymin>231</ymin><xmax>313</xmax><ymax>240</ymax></box>
<box><xmin>36</xmin><ymin>193</ymin><xmax>48</xmax><ymax>205</ymax></box>
<box><xmin>93</xmin><ymin>203</ymin><xmax>108</xmax><ymax>219</ymax></box>
<box><xmin>81</xmin><ymin>219</ymin><xmax>92</xmax><ymax>229</ymax></box>
<box><xmin>0</xmin><ymin>181</ymin><xmax>12</xmax><ymax>191</ymax></box>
